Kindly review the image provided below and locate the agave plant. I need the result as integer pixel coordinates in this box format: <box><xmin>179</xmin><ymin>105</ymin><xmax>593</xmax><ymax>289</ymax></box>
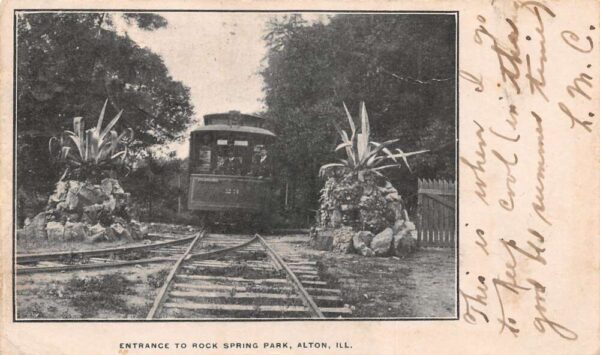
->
<box><xmin>49</xmin><ymin>99</ymin><xmax>133</xmax><ymax>182</ymax></box>
<box><xmin>319</xmin><ymin>101</ymin><xmax>428</xmax><ymax>180</ymax></box>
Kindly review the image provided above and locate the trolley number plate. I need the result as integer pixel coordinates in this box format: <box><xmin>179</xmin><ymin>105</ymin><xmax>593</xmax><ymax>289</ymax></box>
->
<box><xmin>224</xmin><ymin>188</ymin><xmax>240</xmax><ymax>195</ymax></box>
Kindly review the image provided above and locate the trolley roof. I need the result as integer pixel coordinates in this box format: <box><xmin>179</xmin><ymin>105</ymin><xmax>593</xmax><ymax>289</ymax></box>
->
<box><xmin>192</xmin><ymin>124</ymin><xmax>276</xmax><ymax>137</ymax></box>
<box><xmin>191</xmin><ymin>111</ymin><xmax>276</xmax><ymax>137</ymax></box>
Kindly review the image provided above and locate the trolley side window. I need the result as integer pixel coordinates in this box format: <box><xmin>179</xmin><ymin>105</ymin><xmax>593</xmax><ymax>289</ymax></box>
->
<box><xmin>192</xmin><ymin>133</ymin><xmax>213</xmax><ymax>173</ymax></box>
<box><xmin>250</xmin><ymin>144</ymin><xmax>271</xmax><ymax>178</ymax></box>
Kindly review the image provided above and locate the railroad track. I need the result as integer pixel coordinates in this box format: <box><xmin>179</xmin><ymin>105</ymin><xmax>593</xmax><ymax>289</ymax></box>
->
<box><xmin>146</xmin><ymin>232</ymin><xmax>352</xmax><ymax>319</ymax></box>
<box><xmin>15</xmin><ymin>231</ymin><xmax>200</xmax><ymax>274</ymax></box>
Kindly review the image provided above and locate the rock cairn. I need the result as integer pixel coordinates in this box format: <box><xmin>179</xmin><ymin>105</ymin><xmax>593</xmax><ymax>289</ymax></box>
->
<box><xmin>315</xmin><ymin>179</ymin><xmax>418</xmax><ymax>257</ymax></box>
<box><xmin>19</xmin><ymin>178</ymin><xmax>147</xmax><ymax>243</ymax></box>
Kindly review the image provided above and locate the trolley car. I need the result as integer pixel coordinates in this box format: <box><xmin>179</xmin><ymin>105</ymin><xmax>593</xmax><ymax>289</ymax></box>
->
<box><xmin>187</xmin><ymin>111</ymin><xmax>276</xmax><ymax>227</ymax></box>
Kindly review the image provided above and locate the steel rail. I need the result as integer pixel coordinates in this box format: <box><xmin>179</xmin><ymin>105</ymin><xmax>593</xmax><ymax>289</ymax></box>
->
<box><xmin>186</xmin><ymin>236</ymin><xmax>259</xmax><ymax>261</ymax></box>
<box><xmin>256</xmin><ymin>234</ymin><xmax>325</xmax><ymax>319</ymax></box>
<box><xmin>147</xmin><ymin>233</ymin><xmax>326</xmax><ymax>319</ymax></box>
<box><xmin>16</xmin><ymin>257</ymin><xmax>177</xmax><ymax>275</ymax></box>
<box><xmin>16</xmin><ymin>234</ymin><xmax>196</xmax><ymax>264</ymax></box>
<box><xmin>146</xmin><ymin>231</ymin><xmax>206</xmax><ymax>320</ymax></box>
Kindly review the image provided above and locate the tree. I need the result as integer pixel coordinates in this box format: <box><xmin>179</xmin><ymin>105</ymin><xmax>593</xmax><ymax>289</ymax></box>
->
<box><xmin>261</xmin><ymin>14</ymin><xmax>456</xmax><ymax>216</ymax></box>
<box><xmin>122</xmin><ymin>153</ymin><xmax>189</xmax><ymax>222</ymax></box>
<box><xmin>16</xmin><ymin>12</ymin><xmax>194</xmax><ymax>206</ymax></box>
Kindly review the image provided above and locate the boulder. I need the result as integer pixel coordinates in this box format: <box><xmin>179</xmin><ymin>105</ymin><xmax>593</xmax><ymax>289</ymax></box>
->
<box><xmin>31</xmin><ymin>212</ymin><xmax>48</xmax><ymax>239</ymax></box>
<box><xmin>378</xmin><ymin>181</ymin><xmax>397</xmax><ymax>195</ymax></box>
<box><xmin>111</xmin><ymin>222</ymin><xmax>133</xmax><ymax>241</ymax></box>
<box><xmin>63</xmin><ymin>222</ymin><xmax>87</xmax><ymax>241</ymax></box>
<box><xmin>48</xmin><ymin>181</ymin><xmax>68</xmax><ymax>204</ymax></box>
<box><xmin>102</xmin><ymin>195</ymin><xmax>116</xmax><ymax>212</ymax></box>
<box><xmin>77</xmin><ymin>184</ymin><xmax>106</xmax><ymax>206</ymax></box>
<box><xmin>331</xmin><ymin>227</ymin><xmax>354</xmax><ymax>253</ymax></box>
<box><xmin>111</xmin><ymin>222</ymin><xmax>125</xmax><ymax>234</ymax></box>
<box><xmin>110</xmin><ymin>179</ymin><xmax>125</xmax><ymax>194</ymax></box>
<box><xmin>65</xmin><ymin>188</ymin><xmax>80</xmax><ymax>211</ymax></box>
<box><xmin>28</xmin><ymin>178</ymin><xmax>138</xmax><ymax>245</ymax></box>
<box><xmin>105</xmin><ymin>226</ymin><xmax>117</xmax><ymax>242</ymax></box>
<box><xmin>376</xmin><ymin>181</ymin><xmax>401</xmax><ymax>202</ymax></box>
<box><xmin>114</xmin><ymin>192</ymin><xmax>131</xmax><ymax>212</ymax></box>
<box><xmin>19</xmin><ymin>212</ymin><xmax>47</xmax><ymax>239</ymax></box>
<box><xmin>129</xmin><ymin>220</ymin><xmax>147</xmax><ymax>240</ymax></box>
<box><xmin>358</xmin><ymin>246</ymin><xmax>375</xmax><ymax>257</ymax></box>
<box><xmin>385</xmin><ymin>192</ymin><xmax>401</xmax><ymax>202</ymax></box>
<box><xmin>392</xmin><ymin>218</ymin><xmax>404</xmax><ymax>234</ymax></box>
<box><xmin>392</xmin><ymin>221</ymin><xmax>418</xmax><ymax>256</ymax></box>
<box><xmin>82</xmin><ymin>204</ymin><xmax>104</xmax><ymax>224</ymax></box>
<box><xmin>87</xmin><ymin>223</ymin><xmax>107</xmax><ymax>242</ymax></box>
<box><xmin>353</xmin><ymin>231</ymin><xmax>374</xmax><ymax>250</ymax></box>
<box><xmin>394</xmin><ymin>236</ymin><xmax>417</xmax><ymax>256</ymax></box>
<box><xmin>100</xmin><ymin>178</ymin><xmax>115</xmax><ymax>195</ymax></box>
<box><xmin>353</xmin><ymin>231</ymin><xmax>376</xmax><ymax>257</ymax></box>
<box><xmin>371</xmin><ymin>227</ymin><xmax>394</xmax><ymax>256</ymax></box>
<box><xmin>389</xmin><ymin>201</ymin><xmax>405</xmax><ymax>224</ymax></box>
<box><xmin>46</xmin><ymin>221</ymin><xmax>65</xmax><ymax>241</ymax></box>
<box><xmin>55</xmin><ymin>201</ymin><xmax>67</xmax><ymax>212</ymax></box>
<box><xmin>66</xmin><ymin>213</ymin><xmax>80</xmax><ymax>222</ymax></box>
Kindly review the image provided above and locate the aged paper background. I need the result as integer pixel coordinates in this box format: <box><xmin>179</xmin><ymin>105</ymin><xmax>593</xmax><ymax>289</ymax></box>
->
<box><xmin>1</xmin><ymin>0</ymin><xmax>599</xmax><ymax>354</ymax></box>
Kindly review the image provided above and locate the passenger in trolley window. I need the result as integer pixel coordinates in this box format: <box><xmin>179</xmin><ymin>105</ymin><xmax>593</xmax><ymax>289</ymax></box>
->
<box><xmin>251</xmin><ymin>145</ymin><xmax>270</xmax><ymax>178</ymax></box>
<box><xmin>216</xmin><ymin>140</ymin><xmax>243</xmax><ymax>175</ymax></box>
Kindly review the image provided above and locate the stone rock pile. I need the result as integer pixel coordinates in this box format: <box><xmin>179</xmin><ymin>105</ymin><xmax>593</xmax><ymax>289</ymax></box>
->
<box><xmin>311</xmin><ymin>218</ymin><xmax>418</xmax><ymax>257</ymax></box>
<box><xmin>19</xmin><ymin>178</ymin><xmax>147</xmax><ymax>243</ymax></box>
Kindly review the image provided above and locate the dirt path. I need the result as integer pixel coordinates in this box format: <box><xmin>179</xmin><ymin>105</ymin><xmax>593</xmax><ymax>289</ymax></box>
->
<box><xmin>14</xmin><ymin>232</ymin><xmax>456</xmax><ymax>320</ymax></box>
<box><xmin>266</xmin><ymin>234</ymin><xmax>456</xmax><ymax>318</ymax></box>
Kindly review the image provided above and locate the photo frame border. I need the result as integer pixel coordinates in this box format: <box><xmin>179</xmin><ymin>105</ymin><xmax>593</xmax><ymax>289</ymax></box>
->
<box><xmin>11</xmin><ymin>8</ymin><xmax>460</xmax><ymax>323</ymax></box>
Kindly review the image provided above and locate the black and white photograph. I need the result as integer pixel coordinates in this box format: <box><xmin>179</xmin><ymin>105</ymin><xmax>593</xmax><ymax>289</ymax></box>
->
<box><xmin>13</xmin><ymin>10</ymin><xmax>457</xmax><ymax>320</ymax></box>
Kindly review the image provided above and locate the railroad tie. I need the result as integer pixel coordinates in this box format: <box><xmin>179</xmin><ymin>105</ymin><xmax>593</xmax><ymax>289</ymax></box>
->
<box><xmin>146</xmin><ymin>232</ymin><xmax>350</xmax><ymax>320</ymax></box>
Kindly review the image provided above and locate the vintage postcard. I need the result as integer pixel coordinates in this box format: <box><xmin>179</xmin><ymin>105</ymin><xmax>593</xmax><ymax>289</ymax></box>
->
<box><xmin>0</xmin><ymin>0</ymin><xmax>598</xmax><ymax>354</ymax></box>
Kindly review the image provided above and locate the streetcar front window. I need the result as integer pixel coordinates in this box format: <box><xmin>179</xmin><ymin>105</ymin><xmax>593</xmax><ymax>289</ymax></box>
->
<box><xmin>215</xmin><ymin>139</ymin><xmax>245</xmax><ymax>175</ymax></box>
<box><xmin>191</xmin><ymin>133</ymin><xmax>271</xmax><ymax>177</ymax></box>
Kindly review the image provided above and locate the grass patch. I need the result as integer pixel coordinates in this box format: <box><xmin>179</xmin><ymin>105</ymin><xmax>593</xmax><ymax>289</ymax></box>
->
<box><xmin>64</xmin><ymin>274</ymin><xmax>135</xmax><ymax>318</ymax></box>
<box><xmin>147</xmin><ymin>269</ymin><xmax>170</xmax><ymax>288</ymax></box>
<box><xmin>17</xmin><ymin>301</ymin><xmax>46</xmax><ymax>318</ymax></box>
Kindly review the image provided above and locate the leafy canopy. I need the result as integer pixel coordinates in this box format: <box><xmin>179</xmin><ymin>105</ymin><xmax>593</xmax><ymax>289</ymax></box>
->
<box><xmin>17</xmin><ymin>12</ymin><xmax>194</xmax><ymax>192</ymax></box>
<box><xmin>261</xmin><ymin>14</ymin><xmax>455</xmax><ymax>211</ymax></box>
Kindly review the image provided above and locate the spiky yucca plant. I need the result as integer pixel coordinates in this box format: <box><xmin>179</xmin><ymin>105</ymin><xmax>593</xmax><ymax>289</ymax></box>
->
<box><xmin>318</xmin><ymin>102</ymin><xmax>429</xmax><ymax>231</ymax></box>
<box><xmin>319</xmin><ymin>102</ymin><xmax>428</xmax><ymax>180</ymax></box>
<box><xmin>49</xmin><ymin>99</ymin><xmax>133</xmax><ymax>182</ymax></box>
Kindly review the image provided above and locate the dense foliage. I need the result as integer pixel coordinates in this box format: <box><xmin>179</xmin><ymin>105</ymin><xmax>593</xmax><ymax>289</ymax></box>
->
<box><xmin>16</xmin><ymin>13</ymin><xmax>194</xmax><ymax>221</ymax></box>
<box><xmin>121</xmin><ymin>154</ymin><xmax>193</xmax><ymax>224</ymax></box>
<box><xmin>261</xmin><ymin>14</ymin><xmax>456</xmax><ymax>216</ymax></box>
